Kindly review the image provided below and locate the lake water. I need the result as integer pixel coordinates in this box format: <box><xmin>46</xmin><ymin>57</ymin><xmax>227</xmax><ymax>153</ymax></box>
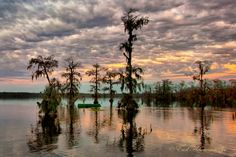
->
<box><xmin>0</xmin><ymin>98</ymin><xmax>236</xmax><ymax>157</ymax></box>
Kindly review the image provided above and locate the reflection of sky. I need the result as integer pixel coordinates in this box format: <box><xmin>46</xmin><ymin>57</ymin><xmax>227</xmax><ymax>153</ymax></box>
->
<box><xmin>1</xmin><ymin>99</ymin><xmax>236</xmax><ymax>156</ymax></box>
<box><xmin>0</xmin><ymin>0</ymin><xmax>236</xmax><ymax>92</ymax></box>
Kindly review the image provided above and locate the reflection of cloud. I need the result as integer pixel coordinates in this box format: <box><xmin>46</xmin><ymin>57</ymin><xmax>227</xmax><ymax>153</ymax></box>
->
<box><xmin>225</xmin><ymin>114</ymin><xmax>236</xmax><ymax>134</ymax></box>
<box><xmin>153</xmin><ymin>129</ymin><xmax>196</xmax><ymax>145</ymax></box>
<box><xmin>0</xmin><ymin>0</ymin><xmax>236</xmax><ymax>91</ymax></box>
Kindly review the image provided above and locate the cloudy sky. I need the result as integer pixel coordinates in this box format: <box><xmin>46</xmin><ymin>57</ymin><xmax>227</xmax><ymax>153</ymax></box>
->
<box><xmin>0</xmin><ymin>0</ymin><xmax>236</xmax><ymax>92</ymax></box>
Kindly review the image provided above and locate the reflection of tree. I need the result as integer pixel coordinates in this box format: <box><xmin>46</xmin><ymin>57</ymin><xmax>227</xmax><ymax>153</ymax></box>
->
<box><xmin>27</xmin><ymin>114</ymin><xmax>60</xmax><ymax>152</ymax></box>
<box><xmin>118</xmin><ymin>109</ymin><xmax>150</xmax><ymax>157</ymax></box>
<box><xmin>153</xmin><ymin>108</ymin><xmax>173</xmax><ymax>121</ymax></box>
<box><xmin>94</xmin><ymin>110</ymin><xmax>99</xmax><ymax>143</ymax></box>
<box><xmin>191</xmin><ymin>108</ymin><xmax>212</xmax><ymax>150</ymax></box>
<box><xmin>87</xmin><ymin>108</ymin><xmax>101</xmax><ymax>144</ymax></box>
<box><xmin>233</xmin><ymin>112</ymin><xmax>236</xmax><ymax>121</ymax></box>
<box><xmin>66</xmin><ymin>103</ymin><xmax>80</xmax><ymax>148</ymax></box>
<box><xmin>87</xmin><ymin>106</ymin><xmax>118</xmax><ymax>144</ymax></box>
<box><xmin>109</xmin><ymin>101</ymin><xmax>113</xmax><ymax>126</ymax></box>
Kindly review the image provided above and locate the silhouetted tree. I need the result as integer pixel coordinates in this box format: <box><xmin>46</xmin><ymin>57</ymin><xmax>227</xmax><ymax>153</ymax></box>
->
<box><xmin>62</xmin><ymin>58</ymin><xmax>82</xmax><ymax>103</ymax></box>
<box><xmin>120</xmin><ymin>9</ymin><xmax>149</xmax><ymax>96</ymax></box>
<box><xmin>102</xmin><ymin>70</ymin><xmax>119</xmax><ymax>103</ymax></box>
<box><xmin>27</xmin><ymin>55</ymin><xmax>62</xmax><ymax>122</ymax></box>
<box><xmin>191</xmin><ymin>60</ymin><xmax>212</xmax><ymax>107</ymax></box>
<box><xmin>86</xmin><ymin>64</ymin><xmax>106</xmax><ymax>104</ymax></box>
<box><xmin>27</xmin><ymin>55</ymin><xmax>58</xmax><ymax>86</ymax></box>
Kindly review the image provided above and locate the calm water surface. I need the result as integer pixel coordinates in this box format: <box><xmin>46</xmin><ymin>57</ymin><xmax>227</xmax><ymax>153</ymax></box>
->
<box><xmin>0</xmin><ymin>98</ymin><xmax>236</xmax><ymax>157</ymax></box>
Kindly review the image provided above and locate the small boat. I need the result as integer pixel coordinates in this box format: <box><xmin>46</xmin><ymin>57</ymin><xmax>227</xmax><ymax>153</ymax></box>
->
<box><xmin>77</xmin><ymin>103</ymin><xmax>101</xmax><ymax>108</ymax></box>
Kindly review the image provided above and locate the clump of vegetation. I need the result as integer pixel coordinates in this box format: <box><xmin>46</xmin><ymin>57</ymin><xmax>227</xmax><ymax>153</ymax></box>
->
<box><xmin>27</xmin><ymin>55</ymin><xmax>62</xmax><ymax>117</ymax></box>
<box><xmin>37</xmin><ymin>79</ymin><xmax>62</xmax><ymax>116</ymax></box>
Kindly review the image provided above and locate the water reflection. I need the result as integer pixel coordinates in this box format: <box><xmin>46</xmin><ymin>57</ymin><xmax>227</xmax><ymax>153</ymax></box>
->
<box><xmin>18</xmin><ymin>98</ymin><xmax>236</xmax><ymax>156</ymax></box>
<box><xmin>93</xmin><ymin>109</ymin><xmax>100</xmax><ymax>143</ymax></box>
<box><xmin>233</xmin><ymin>112</ymin><xmax>236</xmax><ymax>121</ymax></box>
<box><xmin>118</xmin><ymin>109</ymin><xmax>152</xmax><ymax>157</ymax></box>
<box><xmin>27</xmin><ymin>114</ymin><xmax>61</xmax><ymax>152</ymax></box>
<box><xmin>109</xmin><ymin>101</ymin><xmax>113</xmax><ymax>126</ymax></box>
<box><xmin>84</xmin><ymin>107</ymin><xmax>101</xmax><ymax>144</ymax></box>
<box><xmin>154</xmin><ymin>108</ymin><xmax>173</xmax><ymax>121</ymax></box>
<box><xmin>190</xmin><ymin>108</ymin><xmax>212</xmax><ymax>150</ymax></box>
<box><xmin>66</xmin><ymin>104</ymin><xmax>80</xmax><ymax>148</ymax></box>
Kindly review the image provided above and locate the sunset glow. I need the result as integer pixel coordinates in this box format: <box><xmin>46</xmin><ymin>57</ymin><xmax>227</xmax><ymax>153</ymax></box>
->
<box><xmin>0</xmin><ymin>0</ymin><xmax>235</xmax><ymax>92</ymax></box>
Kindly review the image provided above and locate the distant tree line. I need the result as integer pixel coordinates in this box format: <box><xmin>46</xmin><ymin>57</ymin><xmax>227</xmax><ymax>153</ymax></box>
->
<box><xmin>142</xmin><ymin>79</ymin><xmax>236</xmax><ymax>108</ymax></box>
<box><xmin>0</xmin><ymin>92</ymin><xmax>40</xmax><ymax>99</ymax></box>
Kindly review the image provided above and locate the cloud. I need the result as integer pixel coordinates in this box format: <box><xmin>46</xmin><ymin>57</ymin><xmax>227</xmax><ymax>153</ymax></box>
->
<box><xmin>0</xmin><ymin>0</ymin><xmax>236</xmax><ymax>92</ymax></box>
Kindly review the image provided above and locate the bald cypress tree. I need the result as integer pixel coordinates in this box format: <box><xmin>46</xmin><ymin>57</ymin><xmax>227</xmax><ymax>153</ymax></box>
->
<box><xmin>192</xmin><ymin>60</ymin><xmax>212</xmax><ymax>108</ymax></box>
<box><xmin>86</xmin><ymin>64</ymin><xmax>106</xmax><ymax>104</ymax></box>
<box><xmin>62</xmin><ymin>58</ymin><xmax>82</xmax><ymax>106</ymax></box>
<box><xmin>120</xmin><ymin>9</ymin><xmax>149</xmax><ymax>96</ymax></box>
<box><xmin>119</xmin><ymin>9</ymin><xmax>149</xmax><ymax>109</ymax></box>
<box><xmin>27</xmin><ymin>55</ymin><xmax>58</xmax><ymax>86</ymax></box>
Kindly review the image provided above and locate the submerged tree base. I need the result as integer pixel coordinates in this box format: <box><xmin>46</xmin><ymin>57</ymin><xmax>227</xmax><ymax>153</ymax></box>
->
<box><xmin>118</xmin><ymin>94</ymin><xmax>139</xmax><ymax>110</ymax></box>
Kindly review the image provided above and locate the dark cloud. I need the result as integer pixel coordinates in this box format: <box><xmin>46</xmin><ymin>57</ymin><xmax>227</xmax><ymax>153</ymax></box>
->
<box><xmin>0</xmin><ymin>0</ymin><xmax>235</xmax><ymax>84</ymax></box>
<box><xmin>0</xmin><ymin>70</ymin><xmax>26</xmax><ymax>78</ymax></box>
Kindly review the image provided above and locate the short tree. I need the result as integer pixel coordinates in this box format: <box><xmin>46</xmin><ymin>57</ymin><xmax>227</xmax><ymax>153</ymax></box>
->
<box><xmin>86</xmin><ymin>64</ymin><xmax>106</xmax><ymax>104</ymax></box>
<box><xmin>62</xmin><ymin>58</ymin><xmax>82</xmax><ymax>103</ymax></box>
<box><xmin>102</xmin><ymin>70</ymin><xmax>119</xmax><ymax>103</ymax></box>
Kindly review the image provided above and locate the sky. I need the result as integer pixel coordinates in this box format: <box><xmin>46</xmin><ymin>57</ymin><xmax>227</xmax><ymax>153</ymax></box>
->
<box><xmin>0</xmin><ymin>0</ymin><xmax>236</xmax><ymax>92</ymax></box>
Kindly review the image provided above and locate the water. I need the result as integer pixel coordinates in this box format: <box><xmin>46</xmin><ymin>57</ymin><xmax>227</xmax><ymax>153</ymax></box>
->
<box><xmin>0</xmin><ymin>98</ymin><xmax>236</xmax><ymax>157</ymax></box>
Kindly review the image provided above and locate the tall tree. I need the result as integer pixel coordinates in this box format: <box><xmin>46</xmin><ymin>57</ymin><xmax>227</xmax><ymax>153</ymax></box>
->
<box><xmin>191</xmin><ymin>60</ymin><xmax>212</xmax><ymax>107</ymax></box>
<box><xmin>120</xmin><ymin>9</ymin><xmax>149</xmax><ymax>95</ymax></box>
<box><xmin>62</xmin><ymin>58</ymin><xmax>82</xmax><ymax>101</ymax></box>
<box><xmin>86</xmin><ymin>64</ymin><xmax>105</xmax><ymax>104</ymax></box>
<box><xmin>27</xmin><ymin>55</ymin><xmax>58</xmax><ymax>86</ymax></box>
<box><xmin>27</xmin><ymin>55</ymin><xmax>61</xmax><ymax>125</ymax></box>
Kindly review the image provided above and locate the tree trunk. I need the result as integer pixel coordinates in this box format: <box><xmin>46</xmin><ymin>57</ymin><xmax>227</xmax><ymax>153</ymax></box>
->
<box><xmin>94</xmin><ymin>66</ymin><xmax>98</xmax><ymax>104</ymax></box>
<box><xmin>44</xmin><ymin>67</ymin><xmax>51</xmax><ymax>85</ymax></box>
<box><xmin>128</xmin><ymin>31</ymin><xmax>133</xmax><ymax>95</ymax></box>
